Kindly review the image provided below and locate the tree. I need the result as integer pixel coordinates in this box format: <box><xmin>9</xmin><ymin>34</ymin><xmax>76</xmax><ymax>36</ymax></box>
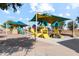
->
<box><xmin>0</xmin><ymin>3</ymin><xmax>22</xmax><ymax>12</ymax></box>
<box><xmin>67</xmin><ymin>21</ymin><xmax>78</xmax><ymax>37</ymax></box>
<box><xmin>68</xmin><ymin>21</ymin><xmax>78</xmax><ymax>30</ymax></box>
<box><xmin>2</xmin><ymin>20</ymin><xmax>14</xmax><ymax>29</ymax></box>
<box><xmin>76</xmin><ymin>17</ymin><xmax>79</xmax><ymax>23</ymax></box>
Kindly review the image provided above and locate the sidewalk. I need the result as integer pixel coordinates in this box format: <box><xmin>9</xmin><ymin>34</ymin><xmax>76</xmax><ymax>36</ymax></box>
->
<box><xmin>0</xmin><ymin>34</ymin><xmax>79</xmax><ymax>56</ymax></box>
<box><xmin>27</xmin><ymin>40</ymin><xmax>79</xmax><ymax>56</ymax></box>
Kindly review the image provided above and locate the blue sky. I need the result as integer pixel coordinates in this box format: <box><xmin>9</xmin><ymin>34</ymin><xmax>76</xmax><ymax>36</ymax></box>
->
<box><xmin>0</xmin><ymin>3</ymin><xmax>79</xmax><ymax>26</ymax></box>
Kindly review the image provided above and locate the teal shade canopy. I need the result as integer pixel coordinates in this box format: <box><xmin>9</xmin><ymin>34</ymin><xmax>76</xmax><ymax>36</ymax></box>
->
<box><xmin>7</xmin><ymin>21</ymin><xmax>27</xmax><ymax>26</ymax></box>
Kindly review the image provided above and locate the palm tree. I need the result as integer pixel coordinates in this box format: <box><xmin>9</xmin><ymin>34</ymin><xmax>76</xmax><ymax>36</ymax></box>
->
<box><xmin>0</xmin><ymin>3</ymin><xmax>22</xmax><ymax>12</ymax></box>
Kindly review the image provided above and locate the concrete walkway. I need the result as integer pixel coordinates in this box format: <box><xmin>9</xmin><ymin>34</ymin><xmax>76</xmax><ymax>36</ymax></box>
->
<box><xmin>0</xmin><ymin>34</ymin><xmax>79</xmax><ymax>56</ymax></box>
<box><xmin>27</xmin><ymin>41</ymin><xmax>79</xmax><ymax>56</ymax></box>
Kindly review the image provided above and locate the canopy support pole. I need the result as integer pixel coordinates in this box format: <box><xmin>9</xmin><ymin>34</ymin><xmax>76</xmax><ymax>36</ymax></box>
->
<box><xmin>72</xmin><ymin>19</ymin><xmax>75</xmax><ymax>37</ymax></box>
<box><xmin>35</xmin><ymin>12</ymin><xmax>38</xmax><ymax>40</ymax></box>
<box><xmin>5</xmin><ymin>23</ymin><xmax>7</xmax><ymax>40</ymax></box>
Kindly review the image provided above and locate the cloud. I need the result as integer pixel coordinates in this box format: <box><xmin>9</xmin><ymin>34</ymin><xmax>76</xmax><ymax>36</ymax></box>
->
<box><xmin>19</xmin><ymin>17</ymin><xmax>23</xmax><ymax>20</ymax></box>
<box><xmin>69</xmin><ymin>3</ymin><xmax>79</xmax><ymax>9</ymax></box>
<box><xmin>37</xmin><ymin>3</ymin><xmax>55</xmax><ymax>12</ymax></box>
<box><xmin>66</xmin><ymin>6</ymin><xmax>70</xmax><ymax>9</ymax></box>
<box><xmin>26</xmin><ymin>18</ymin><xmax>30</xmax><ymax>25</ymax></box>
<box><xmin>26</xmin><ymin>18</ymin><xmax>29</xmax><ymax>21</ymax></box>
<box><xmin>3</xmin><ymin>10</ymin><xmax>10</xmax><ymax>14</ymax></box>
<box><xmin>30</xmin><ymin>3</ymin><xmax>38</xmax><ymax>12</ymax></box>
<box><xmin>8</xmin><ymin>16</ymin><xmax>15</xmax><ymax>18</ymax></box>
<box><xmin>59</xmin><ymin>13</ymin><xmax>63</xmax><ymax>17</ymax></box>
<box><xmin>58</xmin><ymin>12</ymin><xmax>71</xmax><ymax>18</ymax></box>
<box><xmin>30</xmin><ymin>3</ymin><xmax>55</xmax><ymax>13</ymax></box>
<box><xmin>18</xmin><ymin>17</ymin><xmax>29</xmax><ymax>21</ymax></box>
<box><xmin>65</xmin><ymin>13</ymin><xmax>70</xmax><ymax>16</ymax></box>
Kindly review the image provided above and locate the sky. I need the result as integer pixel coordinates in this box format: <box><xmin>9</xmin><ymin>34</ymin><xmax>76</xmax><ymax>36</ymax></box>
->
<box><xmin>0</xmin><ymin>3</ymin><xmax>79</xmax><ymax>27</ymax></box>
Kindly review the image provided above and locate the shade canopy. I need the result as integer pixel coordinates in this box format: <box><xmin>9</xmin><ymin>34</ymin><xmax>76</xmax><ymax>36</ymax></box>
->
<box><xmin>31</xmin><ymin>13</ymin><xmax>71</xmax><ymax>24</ymax></box>
<box><xmin>51</xmin><ymin>21</ymin><xmax>64</xmax><ymax>27</ymax></box>
<box><xmin>3</xmin><ymin>21</ymin><xmax>28</xmax><ymax>29</ymax></box>
<box><xmin>5</xmin><ymin>21</ymin><xmax>27</xmax><ymax>27</ymax></box>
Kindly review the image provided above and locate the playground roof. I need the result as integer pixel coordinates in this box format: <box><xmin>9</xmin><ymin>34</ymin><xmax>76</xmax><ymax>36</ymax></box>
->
<box><xmin>5</xmin><ymin>21</ymin><xmax>27</xmax><ymax>27</ymax></box>
<box><xmin>31</xmin><ymin>13</ymin><xmax>71</xmax><ymax>24</ymax></box>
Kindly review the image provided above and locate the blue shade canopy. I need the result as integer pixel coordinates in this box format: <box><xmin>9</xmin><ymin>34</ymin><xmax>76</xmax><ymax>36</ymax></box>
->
<box><xmin>17</xmin><ymin>21</ymin><xmax>27</xmax><ymax>26</ymax></box>
<box><xmin>7</xmin><ymin>21</ymin><xmax>27</xmax><ymax>26</ymax></box>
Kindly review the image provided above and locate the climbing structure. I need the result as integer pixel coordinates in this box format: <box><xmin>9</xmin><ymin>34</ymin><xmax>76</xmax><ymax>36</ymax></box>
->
<box><xmin>31</xmin><ymin>13</ymin><xmax>71</xmax><ymax>39</ymax></box>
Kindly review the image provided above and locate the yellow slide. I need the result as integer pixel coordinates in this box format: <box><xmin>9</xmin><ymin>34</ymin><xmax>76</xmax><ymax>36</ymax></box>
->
<box><xmin>42</xmin><ymin>27</ymin><xmax>51</xmax><ymax>39</ymax></box>
<box><xmin>30</xmin><ymin>28</ymin><xmax>42</xmax><ymax>37</ymax></box>
<box><xmin>53</xmin><ymin>27</ymin><xmax>64</xmax><ymax>38</ymax></box>
<box><xmin>43</xmin><ymin>33</ymin><xmax>50</xmax><ymax>39</ymax></box>
<box><xmin>30</xmin><ymin>27</ymin><xmax>51</xmax><ymax>39</ymax></box>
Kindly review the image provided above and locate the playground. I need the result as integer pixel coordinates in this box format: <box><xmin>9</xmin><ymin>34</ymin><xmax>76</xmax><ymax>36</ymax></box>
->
<box><xmin>0</xmin><ymin>13</ymin><xmax>79</xmax><ymax>56</ymax></box>
<box><xmin>30</xmin><ymin>13</ymin><xmax>74</xmax><ymax>39</ymax></box>
<box><xmin>1</xmin><ymin>20</ymin><xmax>27</xmax><ymax>35</ymax></box>
<box><xmin>0</xmin><ymin>3</ymin><xmax>79</xmax><ymax>56</ymax></box>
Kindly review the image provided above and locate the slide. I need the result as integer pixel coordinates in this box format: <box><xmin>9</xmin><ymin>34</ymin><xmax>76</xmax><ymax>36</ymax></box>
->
<box><xmin>37</xmin><ymin>33</ymin><xmax>42</xmax><ymax>37</ymax></box>
<box><xmin>43</xmin><ymin>33</ymin><xmax>50</xmax><ymax>39</ymax></box>
<box><xmin>40</xmin><ymin>28</ymin><xmax>51</xmax><ymax>39</ymax></box>
<box><xmin>53</xmin><ymin>27</ymin><xmax>63</xmax><ymax>38</ymax></box>
<box><xmin>31</xmin><ymin>28</ymin><xmax>42</xmax><ymax>37</ymax></box>
<box><xmin>30</xmin><ymin>27</ymin><xmax>51</xmax><ymax>39</ymax></box>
